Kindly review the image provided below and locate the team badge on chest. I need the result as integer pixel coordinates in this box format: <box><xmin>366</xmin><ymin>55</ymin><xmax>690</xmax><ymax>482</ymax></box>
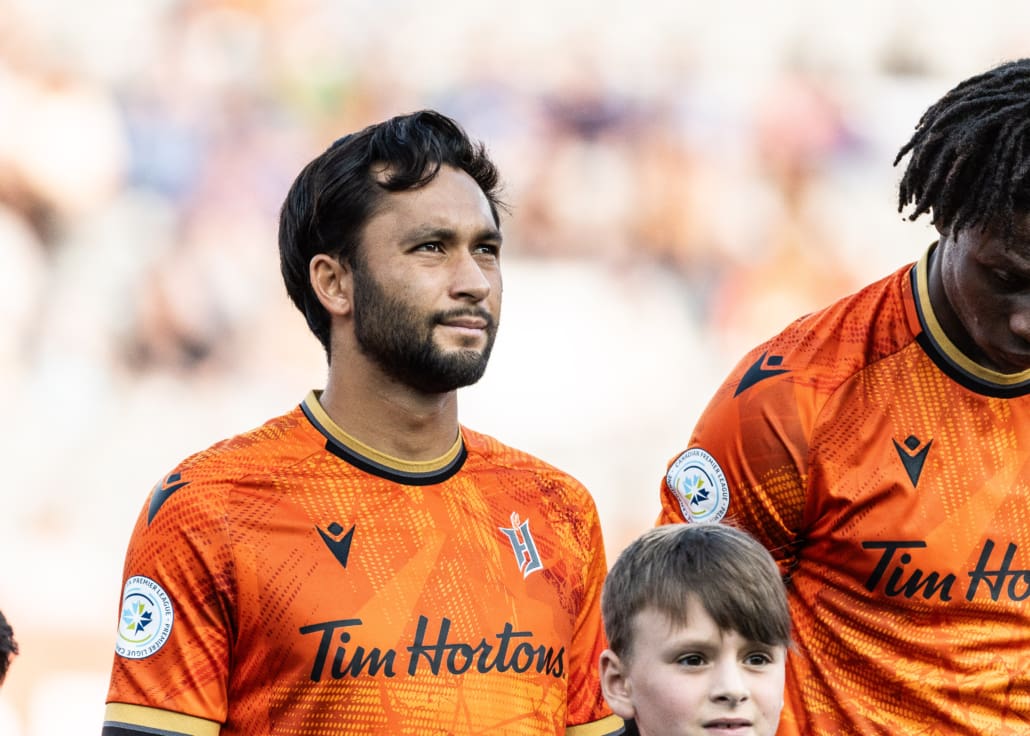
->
<box><xmin>499</xmin><ymin>512</ymin><xmax>543</xmax><ymax>578</ymax></box>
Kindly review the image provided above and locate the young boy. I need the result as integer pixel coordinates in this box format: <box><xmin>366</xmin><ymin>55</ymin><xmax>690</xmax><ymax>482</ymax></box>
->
<box><xmin>599</xmin><ymin>523</ymin><xmax>791</xmax><ymax>736</ymax></box>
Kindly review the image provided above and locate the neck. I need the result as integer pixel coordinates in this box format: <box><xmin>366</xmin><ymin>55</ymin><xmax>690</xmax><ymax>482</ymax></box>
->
<box><xmin>319</xmin><ymin>357</ymin><xmax>461</xmax><ymax>462</ymax></box>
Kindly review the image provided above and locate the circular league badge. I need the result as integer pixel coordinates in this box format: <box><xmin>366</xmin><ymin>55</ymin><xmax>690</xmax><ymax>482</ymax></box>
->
<box><xmin>116</xmin><ymin>575</ymin><xmax>174</xmax><ymax>659</ymax></box>
<box><xmin>666</xmin><ymin>447</ymin><xmax>730</xmax><ymax>523</ymax></box>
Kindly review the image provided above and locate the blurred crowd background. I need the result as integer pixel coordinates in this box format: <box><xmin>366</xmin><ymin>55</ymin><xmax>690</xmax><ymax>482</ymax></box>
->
<box><xmin>2</xmin><ymin>0</ymin><xmax>1028</xmax><ymax>732</ymax></box>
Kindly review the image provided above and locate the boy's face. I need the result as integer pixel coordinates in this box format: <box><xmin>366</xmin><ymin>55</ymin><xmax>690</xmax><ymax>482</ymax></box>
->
<box><xmin>599</xmin><ymin>597</ymin><xmax>786</xmax><ymax>736</ymax></box>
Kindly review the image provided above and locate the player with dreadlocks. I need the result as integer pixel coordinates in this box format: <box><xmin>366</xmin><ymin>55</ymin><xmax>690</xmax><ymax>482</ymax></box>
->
<box><xmin>657</xmin><ymin>58</ymin><xmax>1030</xmax><ymax>734</ymax></box>
<box><xmin>896</xmin><ymin>57</ymin><xmax>1030</xmax><ymax>237</ymax></box>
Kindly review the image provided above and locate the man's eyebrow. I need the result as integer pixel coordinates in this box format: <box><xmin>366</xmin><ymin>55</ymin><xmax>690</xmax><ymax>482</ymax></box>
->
<box><xmin>478</xmin><ymin>227</ymin><xmax>503</xmax><ymax>244</ymax></box>
<box><xmin>992</xmin><ymin>245</ymin><xmax>1030</xmax><ymax>272</ymax></box>
<box><xmin>405</xmin><ymin>226</ymin><xmax>503</xmax><ymax>243</ymax></box>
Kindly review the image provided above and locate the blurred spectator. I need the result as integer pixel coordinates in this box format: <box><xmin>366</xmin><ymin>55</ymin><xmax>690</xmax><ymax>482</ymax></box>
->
<box><xmin>709</xmin><ymin>64</ymin><xmax>864</xmax><ymax>355</ymax></box>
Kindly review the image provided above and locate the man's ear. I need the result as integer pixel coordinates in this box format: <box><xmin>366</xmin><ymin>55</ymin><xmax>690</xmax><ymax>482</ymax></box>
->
<box><xmin>310</xmin><ymin>253</ymin><xmax>352</xmax><ymax>317</ymax></box>
<box><xmin>599</xmin><ymin>649</ymin><xmax>636</xmax><ymax>721</ymax></box>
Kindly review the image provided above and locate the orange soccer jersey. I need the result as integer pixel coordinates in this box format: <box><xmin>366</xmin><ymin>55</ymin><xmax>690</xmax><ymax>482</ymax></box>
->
<box><xmin>104</xmin><ymin>392</ymin><xmax>619</xmax><ymax>736</ymax></box>
<box><xmin>660</xmin><ymin>247</ymin><xmax>1030</xmax><ymax>735</ymax></box>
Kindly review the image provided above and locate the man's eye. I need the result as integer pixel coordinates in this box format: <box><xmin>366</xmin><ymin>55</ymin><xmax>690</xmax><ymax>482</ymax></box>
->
<box><xmin>415</xmin><ymin>242</ymin><xmax>443</xmax><ymax>252</ymax></box>
<box><xmin>990</xmin><ymin>268</ymin><xmax>1028</xmax><ymax>290</ymax></box>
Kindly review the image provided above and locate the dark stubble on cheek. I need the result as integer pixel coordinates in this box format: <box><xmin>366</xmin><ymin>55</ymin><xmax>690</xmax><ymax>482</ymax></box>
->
<box><xmin>351</xmin><ymin>263</ymin><xmax>497</xmax><ymax>393</ymax></box>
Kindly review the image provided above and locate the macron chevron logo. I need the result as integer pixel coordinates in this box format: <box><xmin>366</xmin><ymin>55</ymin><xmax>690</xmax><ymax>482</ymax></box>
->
<box><xmin>147</xmin><ymin>473</ymin><xmax>190</xmax><ymax>524</ymax></box>
<box><xmin>734</xmin><ymin>352</ymin><xmax>790</xmax><ymax>397</ymax></box>
<box><xmin>318</xmin><ymin>522</ymin><xmax>356</xmax><ymax>568</ymax></box>
<box><xmin>893</xmin><ymin>435</ymin><xmax>932</xmax><ymax>487</ymax></box>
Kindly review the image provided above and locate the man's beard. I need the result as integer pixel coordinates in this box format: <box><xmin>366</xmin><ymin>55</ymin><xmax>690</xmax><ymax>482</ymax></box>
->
<box><xmin>351</xmin><ymin>263</ymin><xmax>498</xmax><ymax>394</ymax></box>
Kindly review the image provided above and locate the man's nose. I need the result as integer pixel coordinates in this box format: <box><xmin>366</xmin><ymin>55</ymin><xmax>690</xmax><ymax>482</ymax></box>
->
<box><xmin>1010</xmin><ymin>303</ymin><xmax>1030</xmax><ymax>345</ymax></box>
<box><xmin>450</xmin><ymin>250</ymin><xmax>492</xmax><ymax>301</ymax></box>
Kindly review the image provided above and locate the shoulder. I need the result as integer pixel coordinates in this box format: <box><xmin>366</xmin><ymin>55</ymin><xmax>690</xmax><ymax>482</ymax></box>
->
<box><xmin>176</xmin><ymin>407</ymin><xmax>311</xmax><ymax>481</ymax></box>
<box><xmin>461</xmin><ymin>427</ymin><xmax>583</xmax><ymax>481</ymax></box>
<box><xmin>144</xmin><ymin>405</ymin><xmax>317</xmax><ymax>525</ymax></box>
<box><xmin>686</xmin><ymin>264</ymin><xmax>916</xmax><ymax>467</ymax></box>
<box><xmin>729</xmin><ymin>263</ymin><xmax>916</xmax><ymax>399</ymax></box>
<box><xmin>460</xmin><ymin>427</ymin><xmax>597</xmax><ymax>503</ymax></box>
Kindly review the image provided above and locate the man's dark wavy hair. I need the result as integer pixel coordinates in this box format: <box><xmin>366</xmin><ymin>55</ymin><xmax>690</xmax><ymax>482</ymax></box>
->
<box><xmin>278</xmin><ymin>110</ymin><xmax>505</xmax><ymax>358</ymax></box>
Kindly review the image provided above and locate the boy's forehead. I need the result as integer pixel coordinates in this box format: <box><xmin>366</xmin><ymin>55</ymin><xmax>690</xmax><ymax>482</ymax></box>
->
<box><xmin>631</xmin><ymin>602</ymin><xmax>777</xmax><ymax>651</ymax></box>
<box><xmin>634</xmin><ymin>596</ymin><xmax>703</xmax><ymax>631</ymax></box>
<box><xmin>629</xmin><ymin>603</ymin><xmax>726</xmax><ymax>650</ymax></box>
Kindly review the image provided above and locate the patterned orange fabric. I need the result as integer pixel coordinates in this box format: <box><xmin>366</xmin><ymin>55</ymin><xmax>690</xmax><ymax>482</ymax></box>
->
<box><xmin>660</xmin><ymin>247</ymin><xmax>1030</xmax><ymax>735</ymax></box>
<box><xmin>105</xmin><ymin>392</ymin><xmax>616</xmax><ymax>735</ymax></box>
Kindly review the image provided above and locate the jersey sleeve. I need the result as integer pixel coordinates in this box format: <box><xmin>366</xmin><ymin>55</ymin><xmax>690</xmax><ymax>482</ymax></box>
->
<box><xmin>658</xmin><ymin>346</ymin><xmax>814</xmax><ymax>574</ymax></box>
<box><xmin>104</xmin><ymin>467</ymin><xmax>236</xmax><ymax>730</ymax></box>
<box><xmin>562</xmin><ymin>487</ymin><xmax>623</xmax><ymax>735</ymax></box>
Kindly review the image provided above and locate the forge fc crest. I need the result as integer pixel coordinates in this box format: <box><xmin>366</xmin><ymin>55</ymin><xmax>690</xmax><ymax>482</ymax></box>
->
<box><xmin>500</xmin><ymin>512</ymin><xmax>543</xmax><ymax>578</ymax></box>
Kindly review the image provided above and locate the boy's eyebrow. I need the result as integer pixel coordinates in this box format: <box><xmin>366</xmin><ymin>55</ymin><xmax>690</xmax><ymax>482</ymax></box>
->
<box><xmin>661</xmin><ymin>634</ymin><xmax>719</xmax><ymax>650</ymax></box>
<box><xmin>661</xmin><ymin>634</ymin><xmax>785</xmax><ymax>653</ymax></box>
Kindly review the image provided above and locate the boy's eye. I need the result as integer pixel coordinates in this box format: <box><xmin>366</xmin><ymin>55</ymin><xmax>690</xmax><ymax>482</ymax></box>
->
<box><xmin>743</xmin><ymin>651</ymin><xmax>774</xmax><ymax>666</ymax></box>
<box><xmin>676</xmin><ymin>653</ymin><xmax>706</xmax><ymax>667</ymax></box>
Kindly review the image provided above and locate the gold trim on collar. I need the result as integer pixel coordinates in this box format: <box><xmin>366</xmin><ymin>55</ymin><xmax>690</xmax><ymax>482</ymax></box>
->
<box><xmin>303</xmin><ymin>390</ymin><xmax>463</xmax><ymax>474</ymax></box>
<box><xmin>915</xmin><ymin>248</ymin><xmax>1030</xmax><ymax>386</ymax></box>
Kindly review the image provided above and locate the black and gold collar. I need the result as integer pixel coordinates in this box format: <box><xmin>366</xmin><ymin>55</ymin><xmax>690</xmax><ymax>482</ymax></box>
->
<box><xmin>911</xmin><ymin>246</ymin><xmax>1030</xmax><ymax>397</ymax></box>
<box><xmin>300</xmin><ymin>390</ymin><xmax>467</xmax><ymax>485</ymax></box>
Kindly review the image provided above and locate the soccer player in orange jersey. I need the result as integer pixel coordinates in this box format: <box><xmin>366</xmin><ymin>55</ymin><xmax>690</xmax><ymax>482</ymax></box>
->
<box><xmin>659</xmin><ymin>59</ymin><xmax>1030</xmax><ymax>734</ymax></box>
<box><xmin>103</xmin><ymin>111</ymin><xmax>621</xmax><ymax>736</ymax></box>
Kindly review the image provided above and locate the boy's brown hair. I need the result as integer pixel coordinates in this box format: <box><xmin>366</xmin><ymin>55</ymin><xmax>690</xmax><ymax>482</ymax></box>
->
<box><xmin>602</xmin><ymin>523</ymin><xmax>791</xmax><ymax>660</ymax></box>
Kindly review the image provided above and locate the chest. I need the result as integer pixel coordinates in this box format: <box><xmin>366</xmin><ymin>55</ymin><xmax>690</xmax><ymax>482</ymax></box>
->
<box><xmin>226</xmin><ymin>469</ymin><xmax>581</xmax><ymax>676</ymax></box>
<box><xmin>804</xmin><ymin>356</ymin><xmax>1030</xmax><ymax>603</ymax></box>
